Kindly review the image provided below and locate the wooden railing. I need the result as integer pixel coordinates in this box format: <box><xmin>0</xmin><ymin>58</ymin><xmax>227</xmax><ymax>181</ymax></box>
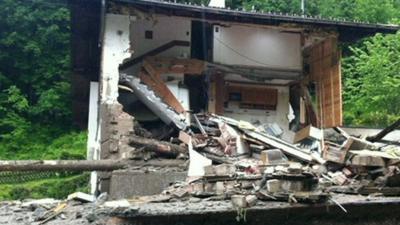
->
<box><xmin>119</xmin><ymin>40</ymin><xmax>190</xmax><ymax>70</ymax></box>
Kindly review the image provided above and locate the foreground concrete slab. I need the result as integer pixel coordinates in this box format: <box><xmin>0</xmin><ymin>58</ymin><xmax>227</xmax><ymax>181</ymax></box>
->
<box><xmin>109</xmin><ymin>195</ymin><xmax>400</xmax><ymax>225</ymax></box>
<box><xmin>109</xmin><ymin>170</ymin><xmax>187</xmax><ymax>199</ymax></box>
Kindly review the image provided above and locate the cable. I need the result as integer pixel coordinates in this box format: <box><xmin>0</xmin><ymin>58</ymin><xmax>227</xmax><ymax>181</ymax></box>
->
<box><xmin>213</xmin><ymin>36</ymin><xmax>278</xmax><ymax>68</ymax></box>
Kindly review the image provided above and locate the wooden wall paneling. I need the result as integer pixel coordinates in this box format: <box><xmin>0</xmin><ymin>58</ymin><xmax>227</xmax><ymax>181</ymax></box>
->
<box><xmin>309</xmin><ymin>37</ymin><xmax>342</xmax><ymax>128</ymax></box>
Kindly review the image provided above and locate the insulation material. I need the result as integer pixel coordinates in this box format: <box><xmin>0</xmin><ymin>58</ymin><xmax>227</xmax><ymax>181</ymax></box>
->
<box><xmin>309</xmin><ymin>37</ymin><xmax>342</xmax><ymax>128</ymax></box>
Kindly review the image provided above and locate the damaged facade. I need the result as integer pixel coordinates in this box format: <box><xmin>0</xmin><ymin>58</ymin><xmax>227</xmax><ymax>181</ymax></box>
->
<box><xmin>67</xmin><ymin>0</ymin><xmax>400</xmax><ymax>222</ymax></box>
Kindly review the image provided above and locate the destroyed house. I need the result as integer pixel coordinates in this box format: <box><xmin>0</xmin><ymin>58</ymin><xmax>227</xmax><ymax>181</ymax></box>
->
<box><xmin>70</xmin><ymin>0</ymin><xmax>399</xmax><ymax>200</ymax></box>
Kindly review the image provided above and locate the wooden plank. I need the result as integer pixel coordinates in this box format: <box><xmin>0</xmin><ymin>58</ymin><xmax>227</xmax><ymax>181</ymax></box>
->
<box><xmin>0</xmin><ymin>160</ymin><xmax>126</xmax><ymax>171</ymax></box>
<box><xmin>145</xmin><ymin>57</ymin><xmax>205</xmax><ymax>75</ymax></box>
<box><xmin>139</xmin><ymin>69</ymin><xmax>186</xmax><ymax>114</ymax></box>
<box><xmin>244</xmin><ymin>130</ymin><xmax>313</xmax><ymax>163</ymax></box>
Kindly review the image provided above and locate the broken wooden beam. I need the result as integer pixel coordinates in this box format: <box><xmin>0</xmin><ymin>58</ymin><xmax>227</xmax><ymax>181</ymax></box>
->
<box><xmin>128</xmin><ymin>135</ymin><xmax>187</xmax><ymax>157</ymax></box>
<box><xmin>0</xmin><ymin>160</ymin><xmax>126</xmax><ymax>172</ymax></box>
<box><xmin>366</xmin><ymin>119</ymin><xmax>400</xmax><ymax>142</ymax></box>
<box><xmin>139</xmin><ymin>68</ymin><xmax>186</xmax><ymax>114</ymax></box>
<box><xmin>244</xmin><ymin>130</ymin><xmax>313</xmax><ymax>163</ymax></box>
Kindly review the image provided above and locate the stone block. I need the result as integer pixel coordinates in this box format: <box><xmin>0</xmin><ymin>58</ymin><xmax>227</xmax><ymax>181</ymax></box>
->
<box><xmin>266</xmin><ymin>179</ymin><xmax>281</xmax><ymax>193</ymax></box>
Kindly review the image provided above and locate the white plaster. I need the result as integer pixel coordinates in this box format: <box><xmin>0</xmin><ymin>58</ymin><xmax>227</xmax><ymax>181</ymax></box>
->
<box><xmin>87</xmin><ymin>82</ymin><xmax>99</xmax><ymax>195</ymax></box>
<box><xmin>87</xmin><ymin>82</ymin><xmax>99</xmax><ymax>160</ymax></box>
<box><xmin>188</xmin><ymin>139</ymin><xmax>212</xmax><ymax>177</ymax></box>
<box><xmin>213</xmin><ymin>24</ymin><xmax>302</xmax><ymax>71</ymax></box>
<box><xmin>100</xmin><ymin>13</ymin><xmax>131</xmax><ymax>103</ymax></box>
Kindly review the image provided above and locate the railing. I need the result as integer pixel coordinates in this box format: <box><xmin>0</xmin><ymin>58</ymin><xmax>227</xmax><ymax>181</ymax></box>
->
<box><xmin>119</xmin><ymin>40</ymin><xmax>190</xmax><ymax>70</ymax></box>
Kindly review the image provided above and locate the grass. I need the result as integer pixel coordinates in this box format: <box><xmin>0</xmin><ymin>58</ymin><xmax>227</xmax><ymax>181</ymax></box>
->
<box><xmin>0</xmin><ymin>173</ymin><xmax>90</xmax><ymax>200</ymax></box>
<box><xmin>0</xmin><ymin>127</ymin><xmax>90</xmax><ymax>200</ymax></box>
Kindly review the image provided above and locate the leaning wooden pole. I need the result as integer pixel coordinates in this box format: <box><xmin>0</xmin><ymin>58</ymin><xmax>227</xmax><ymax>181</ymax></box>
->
<box><xmin>0</xmin><ymin>160</ymin><xmax>126</xmax><ymax>172</ymax></box>
<box><xmin>128</xmin><ymin>136</ymin><xmax>187</xmax><ymax>157</ymax></box>
<box><xmin>366</xmin><ymin>119</ymin><xmax>400</xmax><ymax>142</ymax></box>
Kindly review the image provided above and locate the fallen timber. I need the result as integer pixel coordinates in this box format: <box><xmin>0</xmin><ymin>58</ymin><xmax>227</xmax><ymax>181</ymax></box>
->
<box><xmin>0</xmin><ymin>160</ymin><xmax>127</xmax><ymax>172</ymax></box>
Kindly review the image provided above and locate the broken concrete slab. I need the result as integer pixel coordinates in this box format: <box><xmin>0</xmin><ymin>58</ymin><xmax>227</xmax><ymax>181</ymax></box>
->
<box><xmin>67</xmin><ymin>192</ymin><xmax>96</xmax><ymax>203</ymax></box>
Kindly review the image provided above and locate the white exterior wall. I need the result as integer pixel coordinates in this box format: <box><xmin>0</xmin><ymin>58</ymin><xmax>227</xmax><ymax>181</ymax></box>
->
<box><xmin>100</xmin><ymin>13</ymin><xmax>131</xmax><ymax>103</ymax></box>
<box><xmin>87</xmin><ymin>82</ymin><xmax>99</xmax><ymax>194</ymax></box>
<box><xmin>213</xmin><ymin>24</ymin><xmax>302</xmax><ymax>70</ymax></box>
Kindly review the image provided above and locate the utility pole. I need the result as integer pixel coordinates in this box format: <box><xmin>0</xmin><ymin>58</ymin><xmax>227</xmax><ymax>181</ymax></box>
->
<box><xmin>301</xmin><ymin>0</ymin><xmax>305</xmax><ymax>16</ymax></box>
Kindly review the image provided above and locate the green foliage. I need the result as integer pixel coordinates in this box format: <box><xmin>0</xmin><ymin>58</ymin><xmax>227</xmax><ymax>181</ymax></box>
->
<box><xmin>0</xmin><ymin>0</ymin><xmax>88</xmax><ymax>200</ymax></box>
<box><xmin>0</xmin><ymin>0</ymin><xmax>75</xmax><ymax>156</ymax></box>
<box><xmin>243</xmin><ymin>0</ymin><xmax>312</xmax><ymax>15</ymax></box>
<box><xmin>352</xmin><ymin>0</ymin><xmax>398</xmax><ymax>23</ymax></box>
<box><xmin>0</xmin><ymin>0</ymin><xmax>71</xmax><ymax>129</ymax></box>
<box><xmin>241</xmin><ymin>0</ymin><xmax>400</xmax><ymax>23</ymax></box>
<box><xmin>343</xmin><ymin>32</ymin><xmax>400</xmax><ymax>126</ymax></box>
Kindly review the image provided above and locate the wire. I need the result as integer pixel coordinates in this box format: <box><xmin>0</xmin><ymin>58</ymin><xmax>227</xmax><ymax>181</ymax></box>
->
<box><xmin>213</xmin><ymin>36</ymin><xmax>278</xmax><ymax>68</ymax></box>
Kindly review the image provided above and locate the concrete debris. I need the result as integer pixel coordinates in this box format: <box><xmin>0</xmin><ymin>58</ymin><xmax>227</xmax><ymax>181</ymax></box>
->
<box><xmin>67</xmin><ymin>192</ymin><xmax>96</xmax><ymax>203</ymax></box>
<box><xmin>103</xmin><ymin>199</ymin><xmax>131</xmax><ymax>208</ymax></box>
<box><xmin>90</xmin><ymin>108</ymin><xmax>400</xmax><ymax>206</ymax></box>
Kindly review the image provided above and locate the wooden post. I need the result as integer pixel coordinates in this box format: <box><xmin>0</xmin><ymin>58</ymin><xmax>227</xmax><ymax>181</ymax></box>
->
<box><xmin>0</xmin><ymin>160</ymin><xmax>126</xmax><ymax>172</ymax></box>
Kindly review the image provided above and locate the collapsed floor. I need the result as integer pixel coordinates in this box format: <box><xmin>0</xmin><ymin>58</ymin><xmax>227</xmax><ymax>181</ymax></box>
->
<box><xmin>91</xmin><ymin>55</ymin><xmax>400</xmax><ymax>208</ymax></box>
<box><xmin>106</xmin><ymin>106</ymin><xmax>400</xmax><ymax>203</ymax></box>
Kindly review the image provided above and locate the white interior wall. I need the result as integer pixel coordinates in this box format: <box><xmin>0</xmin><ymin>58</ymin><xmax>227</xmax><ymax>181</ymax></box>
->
<box><xmin>213</xmin><ymin>24</ymin><xmax>302</xmax><ymax>71</ymax></box>
<box><xmin>124</xmin><ymin>15</ymin><xmax>191</xmax><ymax>75</ymax></box>
<box><xmin>131</xmin><ymin>15</ymin><xmax>191</xmax><ymax>58</ymax></box>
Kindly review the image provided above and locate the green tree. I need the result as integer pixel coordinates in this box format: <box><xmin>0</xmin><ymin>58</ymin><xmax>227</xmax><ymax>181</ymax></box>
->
<box><xmin>353</xmin><ymin>0</ymin><xmax>397</xmax><ymax>23</ymax></box>
<box><xmin>343</xmin><ymin>32</ymin><xmax>400</xmax><ymax>126</ymax></box>
<box><xmin>0</xmin><ymin>0</ymin><xmax>71</xmax><ymax>128</ymax></box>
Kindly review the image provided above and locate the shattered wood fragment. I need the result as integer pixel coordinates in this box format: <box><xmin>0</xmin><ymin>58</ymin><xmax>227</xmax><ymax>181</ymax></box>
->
<box><xmin>178</xmin><ymin>131</ymin><xmax>192</xmax><ymax>145</ymax></box>
<box><xmin>193</xmin><ymin>114</ymin><xmax>207</xmax><ymax>136</ymax></box>
<box><xmin>323</xmin><ymin>145</ymin><xmax>348</xmax><ymax>164</ymax></box>
<box><xmin>293</xmin><ymin>125</ymin><xmax>323</xmax><ymax>143</ymax></box>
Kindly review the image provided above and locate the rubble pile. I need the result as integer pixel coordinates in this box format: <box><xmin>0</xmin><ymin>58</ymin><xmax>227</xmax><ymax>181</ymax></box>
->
<box><xmin>124</xmin><ymin>112</ymin><xmax>400</xmax><ymax>208</ymax></box>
